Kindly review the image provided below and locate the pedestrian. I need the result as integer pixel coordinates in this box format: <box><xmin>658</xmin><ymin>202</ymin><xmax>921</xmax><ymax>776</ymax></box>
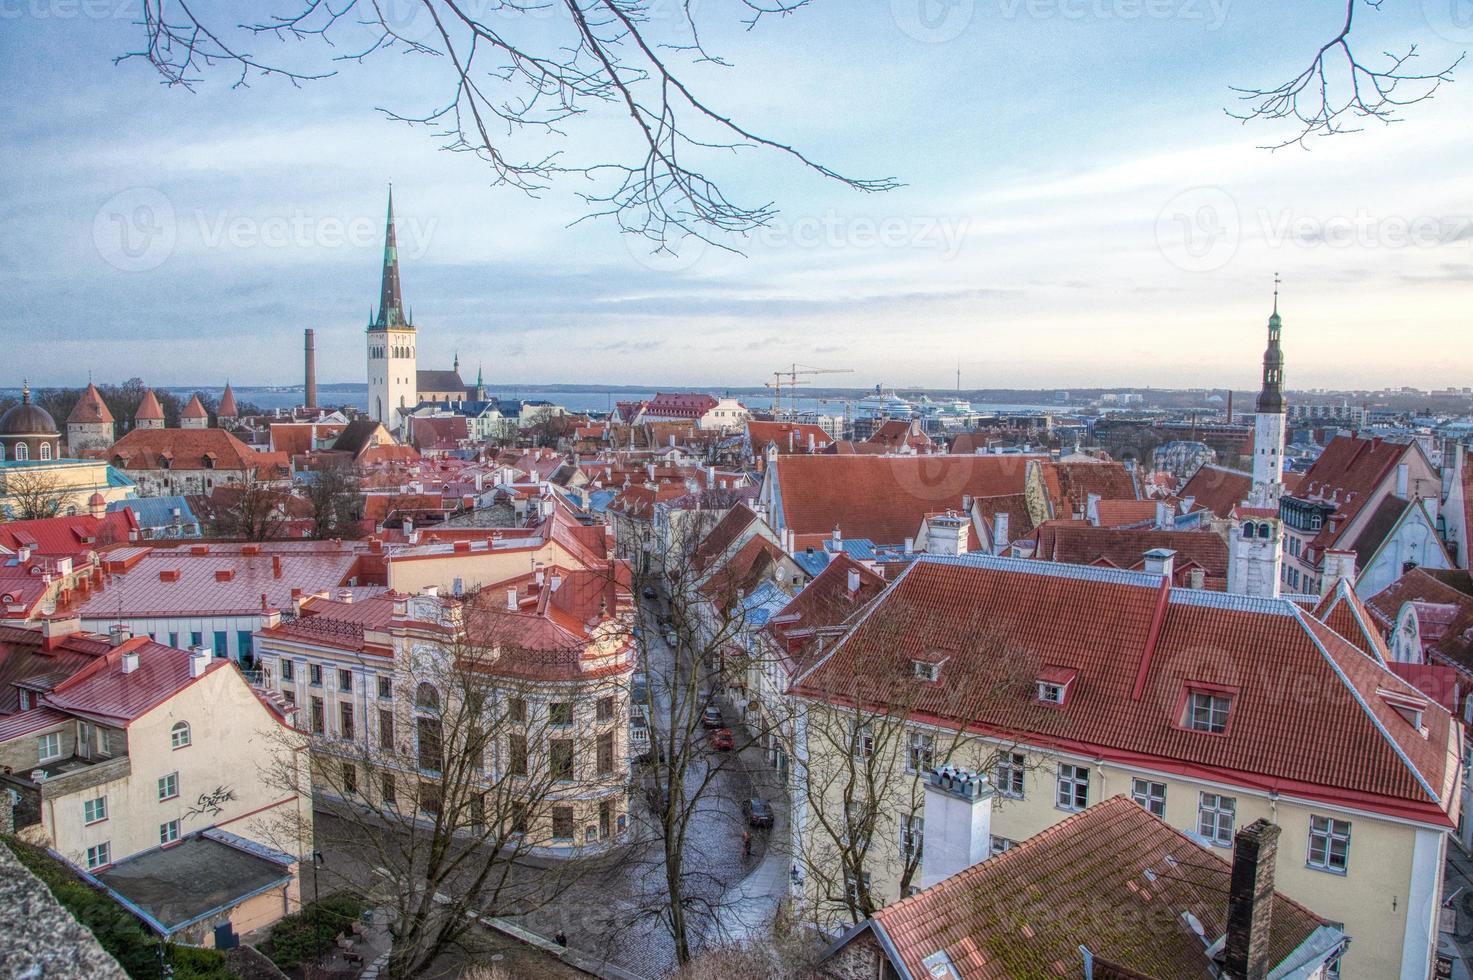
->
<box><xmin>555</xmin><ymin>929</ymin><xmax>567</xmax><ymax>947</ymax></box>
<box><xmin>742</xmin><ymin>829</ymin><xmax>752</xmax><ymax>859</ymax></box>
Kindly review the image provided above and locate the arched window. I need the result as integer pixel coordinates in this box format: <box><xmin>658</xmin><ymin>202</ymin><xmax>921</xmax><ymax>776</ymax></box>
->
<box><xmin>1241</xmin><ymin>522</ymin><xmax>1255</xmax><ymax>539</ymax></box>
<box><xmin>39</xmin><ymin>443</ymin><xmax>51</xmax><ymax>460</ymax></box>
<box><xmin>170</xmin><ymin>721</ymin><xmax>191</xmax><ymax>749</ymax></box>
<box><xmin>416</xmin><ymin>683</ymin><xmax>440</xmax><ymax>712</ymax></box>
<box><xmin>14</xmin><ymin>444</ymin><xmax>27</xmax><ymax>462</ymax></box>
<box><xmin>1257</xmin><ymin>523</ymin><xmax>1271</xmax><ymax>540</ymax></box>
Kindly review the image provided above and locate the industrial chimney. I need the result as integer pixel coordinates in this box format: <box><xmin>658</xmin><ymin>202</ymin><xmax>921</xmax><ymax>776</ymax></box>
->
<box><xmin>304</xmin><ymin>328</ymin><xmax>318</xmax><ymax>409</ymax></box>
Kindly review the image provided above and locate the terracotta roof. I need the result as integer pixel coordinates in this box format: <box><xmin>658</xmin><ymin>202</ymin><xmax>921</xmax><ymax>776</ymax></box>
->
<box><xmin>746</xmin><ymin>420</ymin><xmax>835</xmax><ymax>454</ymax></box>
<box><xmin>0</xmin><ymin>626</ymin><xmax>112</xmax><ymax>714</ymax></box>
<box><xmin>409</xmin><ymin>415</ymin><xmax>469</xmax><ymax>452</ymax></box>
<box><xmin>259</xmin><ymin>593</ymin><xmax>398</xmax><ymax>653</ymax></box>
<box><xmin>1046</xmin><ymin>460</ymin><xmax>1140</xmax><ymax>514</ymax></box>
<box><xmin>107</xmin><ymin>427</ymin><xmax>262</xmax><ymax>472</ymax></box>
<box><xmin>794</xmin><ymin>554</ymin><xmax>1457</xmax><ymax>822</ymax></box>
<box><xmin>868</xmin><ymin>796</ymin><xmax>1332</xmax><ymax>980</ymax></box>
<box><xmin>44</xmin><ymin>639</ymin><xmax>228</xmax><ymax>725</ymax></box>
<box><xmin>1365</xmin><ymin>568</ymin><xmax>1473</xmax><ymax>631</ymax></box>
<box><xmin>1026</xmin><ymin>524</ymin><xmax>1229</xmax><ymax>589</ymax></box>
<box><xmin>269</xmin><ymin>423</ymin><xmax>346</xmax><ymax>457</ymax></box>
<box><xmin>859</xmin><ymin>419</ymin><xmax>932</xmax><ymax>453</ymax></box>
<box><xmin>1179</xmin><ymin>465</ymin><xmax>1251</xmax><ymax>519</ymax></box>
<box><xmin>217</xmin><ymin>384</ymin><xmax>238</xmax><ymax>417</ymax></box>
<box><xmin>700</xmin><ymin>535</ymin><xmax>788</xmax><ymax>601</ymax></box>
<box><xmin>1294</xmin><ymin>436</ymin><xmax>1411</xmax><ymax>551</ymax></box>
<box><xmin>134</xmin><ymin>390</ymin><xmax>164</xmax><ymax>421</ymax></box>
<box><xmin>0</xmin><ymin>510</ymin><xmax>139</xmax><ymax>559</ymax></box>
<box><xmin>768</xmin><ymin>553</ymin><xmax>885</xmax><ymax>672</ymax></box>
<box><xmin>181</xmin><ymin>394</ymin><xmax>209</xmax><ymax>420</ymax></box>
<box><xmin>66</xmin><ymin>384</ymin><xmax>114</xmax><ymax>425</ymax></box>
<box><xmin>692</xmin><ymin>505</ymin><xmax>759</xmax><ymax>572</ymax></box>
<box><xmin>1312</xmin><ymin>579</ymin><xmax>1392</xmax><ymax>662</ymax></box>
<box><xmin>771</xmin><ymin>455</ymin><xmax>1042</xmax><ymax>547</ymax></box>
<box><xmin>1092</xmin><ymin>499</ymin><xmax>1161</xmax><ymax>528</ymax></box>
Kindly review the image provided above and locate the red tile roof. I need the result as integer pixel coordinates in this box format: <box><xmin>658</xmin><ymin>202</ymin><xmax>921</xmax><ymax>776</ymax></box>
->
<box><xmin>771</xmin><ymin>455</ymin><xmax>1041</xmax><ymax>547</ymax></box>
<box><xmin>1092</xmin><ymin>498</ymin><xmax>1160</xmax><ymax>528</ymax></box>
<box><xmin>181</xmin><ymin>394</ymin><xmax>209</xmax><ymax>420</ymax></box>
<box><xmin>0</xmin><ymin>511</ymin><xmax>139</xmax><ymax>559</ymax></box>
<box><xmin>794</xmin><ymin>555</ymin><xmax>1457</xmax><ymax>823</ymax></box>
<box><xmin>44</xmin><ymin>639</ymin><xmax>228</xmax><ymax>725</ymax></box>
<box><xmin>1180</xmin><ymin>464</ymin><xmax>1251</xmax><ymax>518</ymax></box>
<box><xmin>269</xmin><ymin>423</ymin><xmax>346</xmax><ymax>457</ymax></box>
<box><xmin>692</xmin><ymin>505</ymin><xmax>759</xmax><ymax>572</ymax></box>
<box><xmin>859</xmin><ymin>419</ymin><xmax>933</xmax><ymax>453</ymax></box>
<box><xmin>1046</xmin><ymin>460</ymin><xmax>1140</xmax><ymax>515</ymax></box>
<box><xmin>107</xmin><ymin>427</ymin><xmax>264</xmax><ymax>472</ymax></box>
<box><xmin>218</xmin><ymin>384</ymin><xmax>238</xmax><ymax>417</ymax></box>
<box><xmin>66</xmin><ymin>383</ymin><xmax>114</xmax><ymax>425</ymax></box>
<box><xmin>767</xmin><ymin>553</ymin><xmax>885</xmax><ymax>671</ymax></box>
<box><xmin>0</xmin><ymin>626</ymin><xmax>112</xmax><ymax>714</ymax></box>
<box><xmin>409</xmin><ymin>415</ymin><xmax>469</xmax><ymax>452</ymax></box>
<box><xmin>746</xmin><ymin>420</ymin><xmax>835</xmax><ymax>454</ymax></box>
<box><xmin>134</xmin><ymin>390</ymin><xmax>164</xmax><ymax>421</ymax></box>
<box><xmin>1026</xmin><ymin>524</ymin><xmax>1229</xmax><ymax>589</ymax></box>
<box><xmin>867</xmin><ymin>796</ymin><xmax>1331</xmax><ymax>980</ymax></box>
<box><xmin>1365</xmin><ymin>568</ymin><xmax>1473</xmax><ymax>631</ymax></box>
<box><xmin>1295</xmin><ymin>436</ymin><xmax>1411</xmax><ymax>551</ymax></box>
<box><xmin>1313</xmin><ymin>579</ymin><xmax>1393</xmax><ymax>662</ymax></box>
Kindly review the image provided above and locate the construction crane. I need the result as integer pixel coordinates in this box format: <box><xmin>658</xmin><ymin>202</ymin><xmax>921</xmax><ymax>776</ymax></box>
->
<box><xmin>764</xmin><ymin>363</ymin><xmax>855</xmax><ymax>416</ymax></box>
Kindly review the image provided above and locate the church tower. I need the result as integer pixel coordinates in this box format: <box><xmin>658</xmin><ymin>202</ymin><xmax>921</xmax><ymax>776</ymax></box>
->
<box><xmin>366</xmin><ymin>188</ymin><xmax>417</xmax><ymax>430</ymax></box>
<box><xmin>1229</xmin><ymin>280</ymin><xmax>1289</xmax><ymax>597</ymax></box>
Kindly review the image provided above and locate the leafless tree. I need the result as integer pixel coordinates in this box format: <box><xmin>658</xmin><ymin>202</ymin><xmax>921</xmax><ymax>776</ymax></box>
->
<box><xmin>788</xmin><ymin>614</ymin><xmax>1053</xmax><ymax>929</ymax></box>
<box><xmin>212</xmin><ymin>472</ymin><xmax>290</xmax><ymax>540</ymax></box>
<box><xmin>119</xmin><ymin>0</ymin><xmax>895</xmax><ymax>250</ymax></box>
<box><xmin>302</xmin><ymin>459</ymin><xmax>363</xmax><ymax>539</ymax></box>
<box><xmin>3</xmin><ymin>469</ymin><xmax>70</xmax><ymax>521</ymax></box>
<box><xmin>1231</xmin><ymin>0</ymin><xmax>1464</xmax><ymax>149</ymax></box>
<box><xmin>261</xmin><ymin>595</ymin><xmax>606</xmax><ymax>979</ymax></box>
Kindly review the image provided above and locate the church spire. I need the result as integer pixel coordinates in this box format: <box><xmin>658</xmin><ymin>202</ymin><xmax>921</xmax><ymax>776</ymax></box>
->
<box><xmin>1256</xmin><ymin>273</ymin><xmax>1285</xmax><ymax>415</ymax></box>
<box><xmin>375</xmin><ymin>186</ymin><xmax>408</xmax><ymax>329</ymax></box>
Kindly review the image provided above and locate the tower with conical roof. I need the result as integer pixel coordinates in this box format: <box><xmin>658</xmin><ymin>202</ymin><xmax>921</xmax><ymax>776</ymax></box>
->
<box><xmin>366</xmin><ymin>187</ymin><xmax>417</xmax><ymax>430</ymax></box>
<box><xmin>180</xmin><ymin>393</ymin><xmax>210</xmax><ymax>430</ymax></box>
<box><xmin>134</xmin><ymin>389</ymin><xmax>165</xmax><ymax>430</ymax></box>
<box><xmin>66</xmin><ymin>382</ymin><xmax>115</xmax><ymax>454</ymax></box>
<box><xmin>218</xmin><ymin>383</ymin><xmax>239</xmax><ymax>425</ymax></box>
<box><xmin>1230</xmin><ymin>279</ymin><xmax>1289</xmax><ymax>598</ymax></box>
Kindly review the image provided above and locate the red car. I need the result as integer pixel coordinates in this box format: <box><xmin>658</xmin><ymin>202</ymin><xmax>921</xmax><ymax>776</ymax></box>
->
<box><xmin>708</xmin><ymin>728</ymin><xmax>734</xmax><ymax>751</ymax></box>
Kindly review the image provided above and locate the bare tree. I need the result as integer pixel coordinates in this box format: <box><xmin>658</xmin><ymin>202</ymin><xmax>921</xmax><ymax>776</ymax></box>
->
<box><xmin>302</xmin><ymin>459</ymin><xmax>363</xmax><ymax>540</ymax></box>
<box><xmin>1231</xmin><ymin>0</ymin><xmax>1464</xmax><ymax>149</ymax></box>
<box><xmin>118</xmin><ymin>0</ymin><xmax>895</xmax><ymax>250</ymax></box>
<box><xmin>3</xmin><ymin>469</ymin><xmax>70</xmax><ymax>521</ymax></box>
<box><xmin>788</xmin><ymin>614</ymin><xmax>1053</xmax><ymax>929</ymax></box>
<box><xmin>212</xmin><ymin>472</ymin><xmax>289</xmax><ymax>541</ymax></box>
<box><xmin>262</xmin><ymin>594</ymin><xmax>610</xmax><ymax>979</ymax></box>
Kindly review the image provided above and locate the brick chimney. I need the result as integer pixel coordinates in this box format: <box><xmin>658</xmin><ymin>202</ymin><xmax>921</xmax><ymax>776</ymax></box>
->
<box><xmin>304</xmin><ymin>328</ymin><xmax>318</xmax><ymax>409</ymax></box>
<box><xmin>920</xmin><ymin>765</ymin><xmax>995</xmax><ymax>889</ymax></box>
<box><xmin>41</xmin><ymin>615</ymin><xmax>82</xmax><ymax>651</ymax></box>
<box><xmin>1219</xmin><ymin>819</ymin><xmax>1280</xmax><ymax>980</ymax></box>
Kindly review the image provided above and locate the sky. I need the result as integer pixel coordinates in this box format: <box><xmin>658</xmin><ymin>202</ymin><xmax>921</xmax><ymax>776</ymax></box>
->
<box><xmin>1</xmin><ymin>0</ymin><xmax>1469</xmax><ymax>392</ymax></box>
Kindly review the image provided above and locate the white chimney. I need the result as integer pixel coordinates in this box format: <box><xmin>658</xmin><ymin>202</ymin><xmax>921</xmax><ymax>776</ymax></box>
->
<box><xmin>904</xmin><ymin>537</ymin><xmax>914</xmax><ymax>554</ymax></box>
<box><xmin>506</xmin><ymin>587</ymin><xmax>518</xmax><ymax>611</ymax></box>
<box><xmin>928</xmin><ymin>512</ymin><xmax>969</xmax><ymax>557</ymax></box>
<box><xmin>550</xmin><ymin>574</ymin><xmax>563</xmax><ymax>592</ymax></box>
<box><xmin>847</xmin><ymin>568</ymin><xmax>861</xmax><ymax>594</ymax></box>
<box><xmin>807</xmin><ymin>432</ymin><xmax>815</xmax><ymax>452</ymax></box>
<box><xmin>1321</xmin><ymin>549</ymin><xmax>1358</xmax><ymax>597</ymax></box>
<box><xmin>1143</xmin><ymin>548</ymin><xmax>1176</xmax><ymax>579</ymax></box>
<box><xmin>1396</xmin><ymin>462</ymin><xmax>1409</xmax><ymax>498</ymax></box>
<box><xmin>1188</xmin><ymin>567</ymin><xmax>1206</xmax><ymax>590</ymax></box>
<box><xmin>1155</xmin><ymin>500</ymin><xmax>1171</xmax><ymax>530</ymax></box>
<box><xmin>16</xmin><ymin>544</ymin><xmax>32</xmax><ymax>564</ymax></box>
<box><xmin>189</xmin><ymin>649</ymin><xmax>209</xmax><ymax>678</ymax></box>
<box><xmin>1086</xmin><ymin>493</ymin><xmax>1102</xmax><ymax>526</ymax></box>
<box><xmin>121</xmin><ymin>651</ymin><xmax>140</xmax><ymax>674</ymax></box>
<box><xmin>337</xmin><ymin>588</ymin><xmax>355</xmax><ymax>604</ymax></box>
<box><xmin>831</xmin><ymin>525</ymin><xmax>842</xmax><ymax>546</ymax></box>
<box><xmin>921</xmin><ymin>765</ymin><xmax>995</xmax><ymax>889</ymax></box>
<box><xmin>993</xmin><ymin>513</ymin><xmax>1010</xmax><ymax>554</ymax></box>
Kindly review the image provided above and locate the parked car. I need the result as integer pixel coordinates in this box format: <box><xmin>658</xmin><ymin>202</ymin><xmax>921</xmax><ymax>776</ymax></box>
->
<box><xmin>743</xmin><ymin>797</ymin><xmax>775</xmax><ymax>828</ymax></box>
<box><xmin>708</xmin><ymin>728</ymin><xmax>734</xmax><ymax>751</ymax></box>
<box><xmin>700</xmin><ymin>705</ymin><xmax>723</xmax><ymax>729</ymax></box>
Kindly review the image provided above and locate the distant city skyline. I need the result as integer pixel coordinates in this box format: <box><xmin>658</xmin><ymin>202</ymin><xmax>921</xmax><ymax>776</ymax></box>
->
<box><xmin>2</xmin><ymin>3</ymin><xmax>1469</xmax><ymax>390</ymax></box>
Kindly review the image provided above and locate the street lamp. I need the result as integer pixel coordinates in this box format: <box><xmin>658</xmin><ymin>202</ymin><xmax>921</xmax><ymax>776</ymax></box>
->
<box><xmin>311</xmin><ymin>850</ymin><xmax>326</xmax><ymax>967</ymax></box>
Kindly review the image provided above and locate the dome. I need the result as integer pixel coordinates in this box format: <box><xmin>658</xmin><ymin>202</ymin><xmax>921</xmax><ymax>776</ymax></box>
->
<box><xmin>0</xmin><ymin>387</ymin><xmax>58</xmax><ymax>437</ymax></box>
<box><xmin>88</xmin><ymin>492</ymin><xmax>106</xmax><ymax>507</ymax></box>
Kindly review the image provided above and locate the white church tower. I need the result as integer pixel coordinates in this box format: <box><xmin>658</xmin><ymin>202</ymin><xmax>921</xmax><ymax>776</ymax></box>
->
<box><xmin>366</xmin><ymin>188</ymin><xmax>417</xmax><ymax>431</ymax></box>
<box><xmin>1228</xmin><ymin>280</ymin><xmax>1288</xmax><ymax>598</ymax></box>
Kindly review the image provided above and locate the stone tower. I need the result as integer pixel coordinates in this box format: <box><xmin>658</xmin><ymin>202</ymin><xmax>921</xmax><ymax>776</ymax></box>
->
<box><xmin>180</xmin><ymin>393</ymin><xmax>210</xmax><ymax>430</ymax></box>
<box><xmin>366</xmin><ymin>188</ymin><xmax>417</xmax><ymax>431</ymax></box>
<box><xmin>1229</xmin><ymin>283</ymin><xmax>1289</xmax><ymax>598</ymax></box>
<box><xmin>134</xmin><ymin>389</ymin><xmax>166</xmax><ymax>430</ymax></box>
<box><xmin>66</xmin><ymin>382</ymin><xmax>115</xmax><ymax>455</ymax></box>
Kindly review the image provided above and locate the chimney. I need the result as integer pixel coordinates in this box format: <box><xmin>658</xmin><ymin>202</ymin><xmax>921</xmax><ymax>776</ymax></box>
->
<box><xmin>41</xmin><ymin>615</ymin><xmax>82</xmax><ymax>650</ymax></box>
<box><xmin>89</xmin><ymin>495</ymin><xmax>106</xmax><ymax>519</ymax></box>
<box><xmin>831</xmin><ymin>525</ymin><xmax>842</xmax><ymax>546</ymax></box>
<box><xmin>16</xmin><ymin>544</ymin><xmax>32</xmax><ymax>564</ymax></box>
<box><xmin>404</xmin><ymin>518</ymin><xmax>414</xmax><ymax>536</ymax></box>
<box><xmin>1188</xmin><ymin>567</ymin><xmax>1206</xmax><ymax>590</ymax></box>
<box><xmin>189</xmin><ymin>648</ymin><xmax>209</xmax><ymax>678</ymax></box>
<box><xmin>1086</xmin><ymin>492</ymin><xmax>1102</xmax><ymax>525</ymax></box>
<box><xmin>109</xmin><ymin>624</ymin><xmax>131</xmax><ymax>647</ymax></box>
<box><xmin>993</xmin><ymin>512</ymin><xmax>1010</xmax><ymax>554</ymax></box>
<box><xmin>1320</xmin><ymin>549</ymin><xmax>1357</xmax><ymax>597</ymax></box>
<box><xmin>507</xmin><ymin>587</ymin><xmax>518</xmax><ymax>611</ymax></box>
<box><xmin>550</xmin><ymin>574</ymin><xmax>563</xmax><ymax>592</ymax></box>
<box><xmin>1143</xmin><ymin>547</ymin><xmax>1176</xmax><ymax>579</ymax></box>
<box><xmin>928</xmin><ymin>512</ymin><xmax>969</xmax><ymax>557</ymax></box>
<box><xmin>272</xmin><ymin>555</ymin><xmax>283</xmax><ymax>578</ymax></box>
<box><xmin>1155</xmin><ymin>500</ymin><xmax>1171</xmax><ymax>530</ymax></box>
<box><xmin>847</xmin><ymin>568</ymin><xmax>861</xmax><ymax>594</ymax></box>
<box><xmin>336</xmin><ymin>588</ymin><xmax>354</xmax><ymax>604</ymax></box>
<box><xmin>1220</xmin><ymin>819</ymin><xmax>1281</xmax><ymax>980</ymax></box>
<box><xmin>904</xmin><ymin>536</ymin><xmax>914</xmax><ymax>554</ymax></box>
<box><xmin>304</xmin><ymin>328</ymin><xmax>318</xmax><ymax>409</ymax></box>
<box><xmin>807</xmin><ymin>432</ymin><xmax>815</xmax><ymax>452</ymax></box>
<box><xmin>120</xmin><ymin>650</ymin><xmax>140</xmax><ymax>673</ymax></box>
<box><xmin>920</xmin><ymin>765</ymin><xmax>995</xmax><ymax>889</ymax></box>
<box><xmin>1396</xmin><ymin>461</ymin><xmax>1409</xmax><ymax>498</ymax></box>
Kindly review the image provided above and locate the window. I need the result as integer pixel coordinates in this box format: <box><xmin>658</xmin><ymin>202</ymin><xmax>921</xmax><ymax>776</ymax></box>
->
<box><xmin>845</xmin><ymin>872</ymin><xmax>871</xmax><ymax>908</ymax></box>
<box><xmin>170</xmin><ymin>721</ymin><xmax>191</xmax><ymax>749</ymax></box>
<box><xmin>509</xmin><ymin>697</ymin><xmax>527</xmax><ymax>723</ymax></box>
<box><xmin>381</xmin><ymin>771</ymin><xmax>397</xmax><ymax>805</ymax></box>
<box><xmin>86</xmin><ymin>842</ymin><xmax>110</xmax><ymax>869</ymax></box>
<box><xmin>900</xmin><ymin>815</ymin><xmax>924</xmax><ymax>860</ymax></box>
<box><xmin>339</xmin><ymin>703</ymin><xmax>355</xmax><ymax>741</ymax></box>
<box><xmin>160</xmin><ymin>819</ymin><xmax>180</xmax><ymax>845</ymax></box>
<box><xmin>190</xmin><ymin>631</ymin><xmax>202</xmax><ymax>648</ymax></box>
<box><xmin>418</xmin><ymin>780</ymin><xmax>441</xmax><ymax>814</ymax></box>
<box><xmin>158</xmin><ymin>772</ymin><xmax>179</xmax><ymax>801</ymax></box>
<box><xmin>13</xmin><ymin>444</ymin><xmax>25</xmax><ymax>462</ymax></box>
<box><xmin>39</xmin><ymin>443</ymin><xmax>50</xmax><ymax>460</ymax></box>
<box><xmin>417</xmin><ymin>716</ymin><xmax>443</xmax><ymax>771</ymax></box>
<box><xmin>597</xmin><ymin>731</ymin><xmax>614</xmax><ymax>775</ymax></box>
<box><xmin>1131</xmin><ymin>779</ymin><xmax>1167</xmax><ymax>818</ymax></box>
<box><xmin>338</xmin><ymin>669</ymin><xmax>352</xmax><ymax>692</ymax></box>
<box><xmin>212</xmin><ymin>631</ymin><xmax>227</xmax><ymax>657</ymax></box>
<box><xmin>83</xmin><ymin>796</ymin><xmax>108</xmax><ymax>825</ymax></box>
<box><xmin>549</xmin><ymin>702</ymin><xmax>573</xmax><ymax>726</ymax></box>
<box><xmin>1186</xmin><ymin>692</ymin><xmax>1232</xmax><ymax>734</ymax></box>
<box><xmin>990</xmin><ymin>835</ymin><xmax>1016</xmax><ymax>855</ymax></box>
<box><xmin>379</xmin><ymin>708</ymin><xmax>394</xmax><ymax>750</ymax></box>
<box><xmin>281</xmin><ymin>660</ymin><xmax>294</xmax><ymax>682</ymax></box>
<box><xmin>1198</xmin><ymin>793</ymin><xmax>1236</xmax><ymax>847</ymax></box>
<box><xmin>37</xmin><ymin>731</ymin><xmax>62</xmax><ymax>762</ymax></box>
<box><xmin>906</xmin><ymin>731</ymin><xmax>935</xmax><ymax>773</ymax></box>
<box><xmin>599</xmin><ymin>800</ymin><xmax>613</xmax><ymax>839</ymax></box>
<box><xmin>377</xmin><ymin>675</ymin><xmax>392</xmax><ymax>699</ymax></box>
<box><xmin>415</xmin><ymin>682</ymin><xmax>440</xmax><ymax>712</ymax></box>
<box><xmin>283</xmin><ymin>689</ymin><xmax>295</xmax><ymax>705</ymax></box>
<box><xmin>551</xmin><ymin>739</ymin><xmax>574</xmax><ymax>780</ymax></box>
<box><xmin>310</xmin><ymin>698</ymin><xmax>325</xmax><ymax>735</ymax></box>
<box><xmin>596</xmin><ymin>696</ymin><xmax>615</xmax><ymax>722</ymax></box>
<box><xmin>509</xmin><ymin>734</ymin><xmax>528</xmax><ymax>776</ymax></box>
<box><xmin>309</xmin><ymin>663</ymin><xmax>323</xmax><ymax>687</ymax></box>
<box><xmin>1037</xmin><ymin>682</ymin><xmax>1065</xmax><ymax>705</ymax></box>
<box><xmin>995</xmin><ymin>752</ymin><xmax>1026</xmax><ymax>798</ymax></box>
<box><xmin>912</xmin><ymin>659</ymin><xmax>939</xmax><ymax>682</ymax></box>
<box><xmin>552</xmin><ymin>806</ymin><xmax>575</xmax><ymax>840</ymax></box>
<box><xmin>237</xmin><ymin>631</ymin><xmax>253</xmax><ymax>660</ymax></box>
<box><xmin>342</xmin><ymin>762</ymin><xmax>358</xmax><ymax>795</ymax></box>
<box><xmin>852</xmin><ymin>723</ymin><xmax>875</xmax><ymax>761</ymax></box>
<box><xmin>1056</xmin><ymin>763</ymin><xmax>1089</xmax><ymax>812</ymax></box>
<box><xmin>1307</xmin><ymin>815</ymin><xmax>1351</xmax><ymax>874</ymax></box>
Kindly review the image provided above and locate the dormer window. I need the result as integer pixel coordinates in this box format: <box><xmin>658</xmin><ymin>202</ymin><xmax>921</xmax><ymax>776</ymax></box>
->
<box><xmin>1185</xmin><ymin>690</ymin><xmax>1232</xmax><ymax>734</ymax></box>
<box><xmin>1035</xmin><ymin>667</ymin><xmax>1077</xmax><ymax>706</ymax></box>
<box><xmin>1038</xmin><ymin>682</ymin><xmax>1065</xmax><ymax>704</ymax></box>
<box><xmin>912</xmin><ymin>660</ymin><xmax>940</xmax><ymax>682</ymax></box>
<box><xmin>1378</xmin><ymin>689</ymin><xmax>1428</xmax><ymax>734</ymax></box>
